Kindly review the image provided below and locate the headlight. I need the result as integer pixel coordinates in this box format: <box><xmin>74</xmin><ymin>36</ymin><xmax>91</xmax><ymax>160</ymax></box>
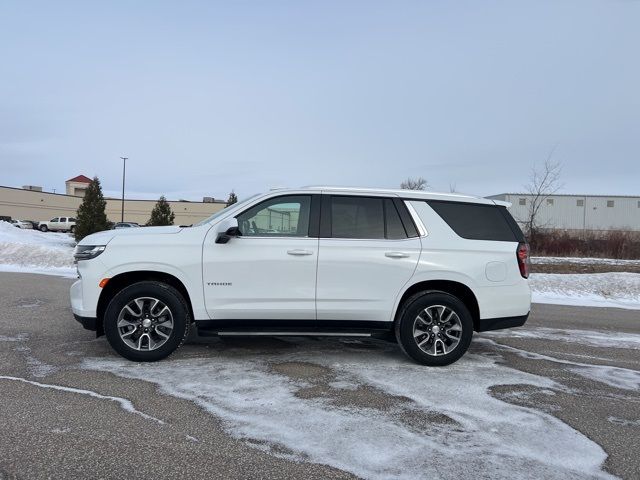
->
<box><xmin>74</xmin><ymin>245</ymin><xmax>106</xmax><ymax>261</ymax></box>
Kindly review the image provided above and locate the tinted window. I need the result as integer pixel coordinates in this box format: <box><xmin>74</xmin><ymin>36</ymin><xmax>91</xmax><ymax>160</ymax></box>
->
<box><xmin>384</xmin><ymin>199</ymin><xmax>407</xmax><ymax>239</ymax></box>
<box><xmin>237</xmin><ymin>195</ymin><xmax>311</xmax><ymax>237</ymax></box>
<box><xmin>331</xmin><ymin>197</ymin><xmax>384</xmax><ymax>239</ymax></box>
<box><xmin>427</xmin><ymin>201</ymin><xmax>522</xmax><ymax>242</ymax></box>
<box><xmin>51</xmin><ymin>218</ymin><xmax>59</xmax><ymax>222</ymax></box>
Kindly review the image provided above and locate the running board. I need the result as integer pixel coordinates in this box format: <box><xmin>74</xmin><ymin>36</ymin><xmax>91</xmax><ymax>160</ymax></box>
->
<box><xmin>215</xmin><ymin>331</ymin><xmax>372</xmax><ymax>337</ymax></box>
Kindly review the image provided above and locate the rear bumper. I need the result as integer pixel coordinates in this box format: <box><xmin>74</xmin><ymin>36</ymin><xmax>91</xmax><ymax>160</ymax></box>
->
<box><xmin>74</xmin><ymin>313</ymin><xmax>98</xmax><ymax>331</ymax></box>
<box><xmin>476</xmin><ymin>313</ymin><xmax>529</xmax><ymax>332</ymax></box>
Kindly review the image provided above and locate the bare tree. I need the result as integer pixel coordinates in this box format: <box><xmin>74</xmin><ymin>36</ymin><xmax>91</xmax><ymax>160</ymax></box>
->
<box><xmin>524</xmin><ymin>147</ymin><xmax>563</xmax><ymax>240</ymax></box>
<box><xmin>400</xmin><ymin>177</ymin><xmax>429</xmax><ymax>191</ymax></box>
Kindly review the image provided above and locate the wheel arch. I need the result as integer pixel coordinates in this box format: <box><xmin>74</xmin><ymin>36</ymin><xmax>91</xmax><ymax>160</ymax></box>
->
<box><xmin>394</xmin><ymin>279</ymin><xmax>481</xmax><ymax>331</ymax></box>
<box><xmin>96</xmin><ymin>270</ymin><xmax>194</xmax><ymax>337</ymax></box>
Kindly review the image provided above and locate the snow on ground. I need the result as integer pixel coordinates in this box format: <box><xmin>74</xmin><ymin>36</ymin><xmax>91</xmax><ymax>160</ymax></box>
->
<box><xmin>83</xmin><ymin>339</ymin><xmax>613</xmax><ymax>480</ymax></box>
<box><xmin>0</xmin><ymin>221</ymin><xmax>75</xmax><ymax>277</ymax></box>
<box><xmin>529</xmin><ymin>272</ymin><xmax>640</xmax><ymax>310</ymax></box>
<box><xmin>486</xmin><ymin>327</ymin><xmax>640</xmax><ymax>350</ymax></box>
<box><xmin>531</xmin><ymin>256</ymin><xmax>640</xmax><ymax>266</ymax></box>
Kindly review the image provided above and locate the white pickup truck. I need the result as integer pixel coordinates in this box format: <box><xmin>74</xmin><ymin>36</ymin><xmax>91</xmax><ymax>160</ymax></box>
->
<box><xmin>39</xmin><ymin>216</ymin><xmax>76</xmax><ymax>233</ymax></box>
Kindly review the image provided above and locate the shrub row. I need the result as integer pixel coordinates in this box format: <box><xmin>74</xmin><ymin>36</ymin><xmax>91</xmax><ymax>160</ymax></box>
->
<box><xmin>528</xmin><ymin>230</ymin><xmax>640</xmax><ymax>259</ymax></box>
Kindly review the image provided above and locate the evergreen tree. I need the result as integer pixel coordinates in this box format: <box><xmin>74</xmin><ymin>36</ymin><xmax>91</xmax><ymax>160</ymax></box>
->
<box><xmin>226</xmin><ymin>190</ymin><xmax>238</xmax><ymax>207</ymax></box>
<box><xmin>147</xmin><ymin>196</ymin><xmax>175</xmax><ymax>226</ymax></box>
<box><xmin>74</xmin><ymin>177</ymin><xmax>109</xmax><ymax>241</ymax></box>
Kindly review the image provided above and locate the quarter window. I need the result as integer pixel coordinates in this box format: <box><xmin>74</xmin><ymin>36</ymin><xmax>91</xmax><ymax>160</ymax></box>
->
<box><xmin>384</xmin><ymin>199</ymin><xmax>408</xmax><ymax>240</ymax></box>
<box><xmin>236</xmin><ymin>195</ymin><xmax>311</xmax><ymax>237</ymax></box>
<box><xmin>426</xmin><ymin>201</ymin><xmax>523</xmax><ymax>242</ymax></box>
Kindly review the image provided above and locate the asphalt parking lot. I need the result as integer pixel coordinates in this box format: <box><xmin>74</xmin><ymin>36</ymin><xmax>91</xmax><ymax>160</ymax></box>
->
<box><xmin>0</xmin><ymin>272</ymin><xmax>638</xmax><ymax>480</ymax></box>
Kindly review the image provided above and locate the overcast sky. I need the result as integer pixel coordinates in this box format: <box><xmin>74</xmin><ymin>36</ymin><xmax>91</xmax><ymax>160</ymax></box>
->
<box><xmin>1</xmin><ymin>1</ymin><xmax>638</xmax><ymax>201</ymax></box>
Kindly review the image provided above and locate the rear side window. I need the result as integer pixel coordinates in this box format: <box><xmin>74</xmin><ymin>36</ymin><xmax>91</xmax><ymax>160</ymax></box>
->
<box><xmin>331</xmin><ymin>197</ymin><xmax>385</xmax><ymax>239</ymax></box>
<box><xmin>427</xmin><ymin>201</ymin><xmax>524</xmax><ymax>242</ymax></box>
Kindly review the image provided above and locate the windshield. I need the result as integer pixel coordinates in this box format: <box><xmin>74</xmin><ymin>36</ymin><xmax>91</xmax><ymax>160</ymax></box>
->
<box><xmin>193</xmin><ymin>193</ymin><xmax>261</xmax><ymax>227</ymax></box>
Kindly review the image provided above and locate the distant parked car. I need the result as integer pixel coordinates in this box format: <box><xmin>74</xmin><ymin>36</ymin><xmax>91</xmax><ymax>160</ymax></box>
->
<box><xmin>39</xmin><ymin>217</ymin><xmax>76</xmax><ymax>233</ymax></box>
<box><xmin>113</xmin><ymin>222</ymin><xmax>140</xmax><ymax>229</ymax></box>
<box><xmin>10</xmin><ymin>219</ymin><xmax>33</xmax><ymax>229</ymax></box>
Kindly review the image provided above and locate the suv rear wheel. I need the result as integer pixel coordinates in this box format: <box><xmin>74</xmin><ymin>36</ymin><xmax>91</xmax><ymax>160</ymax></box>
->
<box><xmin>395</xmin><ymin>291</ymin><xmax>473</xmax><ymax>366</ymax></box>
<box><xmin>104</xmin><ymin>281</ymin><xmax>190</xmax><ymax>361</ymax></box>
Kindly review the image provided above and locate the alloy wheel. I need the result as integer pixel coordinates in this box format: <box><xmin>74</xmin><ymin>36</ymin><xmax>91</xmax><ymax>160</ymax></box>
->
<box><xmin>412</xmin><ymin>305</ymin><xmax>463</xmax><ymax>356</ymax></box>
<box><xmin>117</xmin><ymin>297</ymin><xmax>174</xmax><ymax>351</ymax></box>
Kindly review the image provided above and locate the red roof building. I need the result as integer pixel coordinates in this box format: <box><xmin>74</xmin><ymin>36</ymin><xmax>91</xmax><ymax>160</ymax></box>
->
<box><xmin>65</xmin><ymin>174</ymin><xmax>92</xmax><ymax>197</ymax></box>
<box><xmin>66</xmin><ymin>175</ymin><xmax>92</xmax><ymax>184</ymax></box>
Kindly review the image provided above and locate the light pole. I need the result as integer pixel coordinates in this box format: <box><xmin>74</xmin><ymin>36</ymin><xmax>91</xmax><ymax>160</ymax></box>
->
<box><xmin>120</xmin><ymin>156</ymin><xmax>128</xmax><ymax>222</ymax></box>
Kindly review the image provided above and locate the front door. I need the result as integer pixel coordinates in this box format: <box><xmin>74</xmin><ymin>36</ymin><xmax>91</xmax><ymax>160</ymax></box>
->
<box><xmin>203</xmin><ymin>194</ymin><xmax>320</xmax><ymax>321</ymax></box>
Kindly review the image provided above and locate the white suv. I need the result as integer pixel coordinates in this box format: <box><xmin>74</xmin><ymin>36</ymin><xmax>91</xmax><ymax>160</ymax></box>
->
<box><xmin>70</xmin><ymin>187</ymin><xmax>531</xmax><ymax>366</ymax></box>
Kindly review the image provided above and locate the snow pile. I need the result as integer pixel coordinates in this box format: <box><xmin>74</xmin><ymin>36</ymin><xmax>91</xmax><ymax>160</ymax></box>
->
<box><xmin>529</xmin><ymin>272</ymin><xmax>640</xmax><ymax>309</ymax></box>
<box><xmin>0</xmin><ymin>221</ymin><xmax>75</xmax><ymax>276</ymax></box>
<box><xmin>83</xmin><ymin>339</ymin><xmax>613</xmax><ymax>480</ymax></box>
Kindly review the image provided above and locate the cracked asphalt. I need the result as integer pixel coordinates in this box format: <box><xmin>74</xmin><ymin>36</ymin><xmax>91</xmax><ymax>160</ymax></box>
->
<box><xmin>0</xmin><ymin>272</ymin><xmax>638</xmax><ymax>479</ymax></box>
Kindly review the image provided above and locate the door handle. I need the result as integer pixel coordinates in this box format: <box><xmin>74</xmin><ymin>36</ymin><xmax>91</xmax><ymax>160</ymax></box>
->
<box><xmin>287</xmin><ymin>249</ymin><xmax>314</xmax><ymax>256</ymax></box>
<box><xmin>385</xmin><ymin>251</ymin><xmax>410</xmax><ymax>258</ymax></box>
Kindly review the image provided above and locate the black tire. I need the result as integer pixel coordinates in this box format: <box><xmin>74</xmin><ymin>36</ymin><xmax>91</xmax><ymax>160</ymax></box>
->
<box><xmin>39</xmin><ymin>225</ymin><xmax>48</xmax><ymax>232</ymax></box>
<box><xmin>104</xmin><ymin>281</ymin><xmax>190</xmax><ymax>362</ymax></box>
<box><xmin>70</xmin><ymin>225</ymin><xmax>75</xmax><ymax>233</ymax></box>
<box><xmin>395</xmin><ymin>291</ymin><xmax>473</xmax><ymax>366</ymax></box>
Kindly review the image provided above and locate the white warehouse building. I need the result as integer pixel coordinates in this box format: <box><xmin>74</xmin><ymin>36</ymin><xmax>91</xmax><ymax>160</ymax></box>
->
<box><xmin>487</xmin><ymin>194</ymin><xmax>640</xmax><ymax>232</ymax></box>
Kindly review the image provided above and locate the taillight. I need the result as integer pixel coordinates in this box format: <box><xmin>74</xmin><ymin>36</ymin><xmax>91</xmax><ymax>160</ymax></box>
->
<box><xmin>517</xmin><ymin>242</ymin><xmax>530</xmax><ymax>278</ymax></box>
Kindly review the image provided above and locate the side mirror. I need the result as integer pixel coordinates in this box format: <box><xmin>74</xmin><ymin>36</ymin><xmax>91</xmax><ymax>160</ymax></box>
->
<box><xmin>215</xmin><ymin>218</ymin><xmax>241</xmax><ymax>244</ymax></box>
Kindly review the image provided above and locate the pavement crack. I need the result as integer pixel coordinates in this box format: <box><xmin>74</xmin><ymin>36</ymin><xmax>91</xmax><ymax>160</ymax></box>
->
<box><xmin>0</xmin><ymin>375</ymin><xmax>166</xmax><ymax>425</ymax></box>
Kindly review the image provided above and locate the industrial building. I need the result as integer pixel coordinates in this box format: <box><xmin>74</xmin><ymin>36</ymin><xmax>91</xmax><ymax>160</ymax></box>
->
<box><xmin>0</xmin><ymin>176</ymin><xmax>226</xmax><ymax>225</ymax></box>
<box><xmin>487</xmin><ymin>193</ymin><xmax>640</xmax><ymax>232</ymax></box>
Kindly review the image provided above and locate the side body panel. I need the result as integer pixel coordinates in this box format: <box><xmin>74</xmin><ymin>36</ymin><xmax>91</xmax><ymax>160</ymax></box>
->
<box><xmin>202</xmin><ymin>234</ymin><xmax>319</xmax><ymax>320</ymax></box>
<box><xmin>396</xmin><ymin>201</ymin><xmax>531</xmax><ymax>321</ymax></box>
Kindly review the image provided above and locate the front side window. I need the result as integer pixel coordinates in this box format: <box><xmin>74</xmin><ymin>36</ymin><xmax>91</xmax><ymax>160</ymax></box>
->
<box><xmin>51</xmin><ymin>217</ymin><xmax>59</xmax><ymax>222</ymax></box>
<box><xmin>236</xmin><ymin>195</ymin><xmax>311</xmax><ymax>237</ymax></box>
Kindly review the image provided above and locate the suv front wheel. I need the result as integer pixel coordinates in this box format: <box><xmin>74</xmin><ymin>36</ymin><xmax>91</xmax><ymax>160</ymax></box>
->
<box><xmin>395</xmin><ymin>291</ymin><xmax>473</xmax><ymax>366</ymax></box>
<box><xmin>104</xmin><ymin>281</ymin><xmax>190</xmax><ymax>361</ymax></box>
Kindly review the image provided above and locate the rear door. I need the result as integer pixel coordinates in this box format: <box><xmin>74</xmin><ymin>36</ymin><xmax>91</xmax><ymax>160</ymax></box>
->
<box><xmin>316</xmin><ymin>195</ymin><xmax>421</xmax><ymax>325</ymax></box>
